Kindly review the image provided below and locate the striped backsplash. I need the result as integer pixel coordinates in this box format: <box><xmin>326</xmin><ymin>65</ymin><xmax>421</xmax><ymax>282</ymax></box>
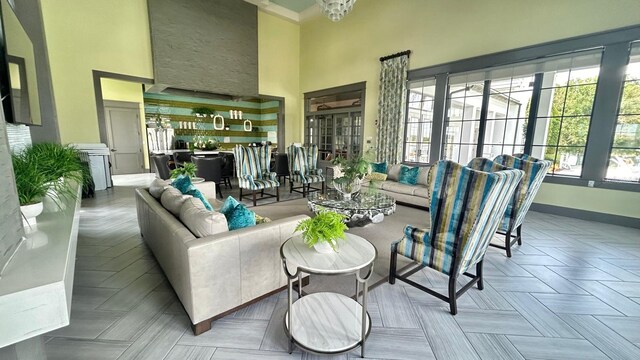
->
<box><xmin>144</xmin><ymin>93</ymin><xmax>279</xmax><ymax>147</ymax></box>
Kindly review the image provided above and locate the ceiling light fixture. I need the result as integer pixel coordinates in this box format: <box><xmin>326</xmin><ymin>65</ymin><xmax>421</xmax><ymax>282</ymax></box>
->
<box><xmin>316</xmin><ymin>0</ymin><xmax>356</xmax><ymax>22</ymax></box>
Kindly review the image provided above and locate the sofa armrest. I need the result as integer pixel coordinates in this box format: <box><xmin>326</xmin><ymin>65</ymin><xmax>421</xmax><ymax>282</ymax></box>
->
<box><xmin>183</xmin><ymin>214</ymin><xmax>309</xmax><ymax>323</ymax></box>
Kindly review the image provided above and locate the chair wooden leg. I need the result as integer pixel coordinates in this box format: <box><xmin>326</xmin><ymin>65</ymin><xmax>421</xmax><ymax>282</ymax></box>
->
<box><xmin>276</xmin><ymin>186</ymin><xmax>280</xmax><ymax>202</ymax></box>
<box><xmin>448</xmin><ymin>275</ymin><xmax>458</xmax><ymax>315</ymax></box>
<box><xmin>217</xmin><ymin>184</ymin><xmax>223</xmax><ymax>199</ymax></box>
<box><xmin>302</xmin><ymin>184</ymin><xmax>306</xmax><ymax>198</ymax></box>
<box><xmin>290</xmin><ymin>181</ymin><xmax>293</xmax><ymax>194</ymax></box>
<box><xmin>517</xmin><ymin>225</ymin><xmax>523</xmax><ymax>245</ymax></box>
<box><xmin>505</xmin><ymin>230</ymin><xmax>512</xmax><ymax>258</ymax></box>
<box><xmin>322</xmin><ymin>181</ymin><xmax>325</xmax><ymax>194</ymax></box>
<box><xmin>476</xmin><ymin>260</ymin><xmax>484</xmax><ymax>290</ymax></box>
<box><xmin>389</xmin><ymin>248</ymin><xmax>397</xmax><ymax>284</ymax></box>
<box><xmin>261</xmin><ymin>189</ymin><xmax>264</xmax><ymax>196</ymax></box>
<box><xmin>252</xmin><ymin>191</ymin><xmax>257</xmax><ymax>207</ymax></box>
<box><xmin>239</xmin><ymin>187</ymin><xmax>242</xmax><ymax>200</ymax></box>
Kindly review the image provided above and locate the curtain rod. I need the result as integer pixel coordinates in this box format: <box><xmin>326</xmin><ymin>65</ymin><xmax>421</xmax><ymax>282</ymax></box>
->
<box><xmin>379</xmin><ymin>50</ymin><xmax>411</xmax><ymax>62</ymax></box>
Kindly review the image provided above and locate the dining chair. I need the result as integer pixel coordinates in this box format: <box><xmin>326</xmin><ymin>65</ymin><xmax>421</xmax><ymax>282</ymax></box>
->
<box><xmin>151</xmin><ymin>154</ymin><xmax>174</xmax><ymax>180</ymax></box>
<box><xmin>233</xmin><ymin>145</ymin><xmax>280</xmax><ymax>206</ymax></box>
<box><xmin>274</xmin><ymin>153</ymin><xmax>290</xmax><ymax>186</ymax></box>
<box><xmin>192</xmin><ymin>156</ymin><xmax>224</xmax><ymax>199</ymax></box>
<box><xmin>287</xmin><ymin>144</ymin><xmax>325</xmax><ymax>197</ymax></box>
<box><xmin>220</xmin><ymin>153</ymin><xmax>234</xmax><ymax>189</ymax></box>
<box><xmin>172</xmin><ymin>151</ymin><xmax>194</xmax><ymax>168</ymax></box>
<box><xmin>389</xmin><ymin>160</ymin><xmax>523</xmax><ymax>315</ymax></box>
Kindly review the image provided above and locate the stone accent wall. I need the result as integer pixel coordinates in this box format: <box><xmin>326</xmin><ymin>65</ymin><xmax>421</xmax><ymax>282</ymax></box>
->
<box><xmin>0</xmin><ymin>117</ymin><xmax>25</xmax><ymax>274</ymax></box>
<box><xmin>148</xmin><ymin>0</ymin><xmax>258</xmax><ymax>97</ymax></box>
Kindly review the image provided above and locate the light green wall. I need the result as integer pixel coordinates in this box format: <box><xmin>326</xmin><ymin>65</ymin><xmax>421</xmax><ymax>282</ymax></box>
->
<box><xmin>258</xmin><ymin>11</ymin><xmax>301</xmax><ymax>147</ymax></box>
<box><xmin>100</xmin><ymin>78</ymin><xmax>149</xmax><ymax>168</ymax></box>
<box><xmin>40</xmin><ymin>0</ymin><xmax>153</xmax><ymax>144</ymax></box>
<box><xmin>299</xmin><ymin>0</ymin><xmax>640</xmax><ymax>219</ymax></box>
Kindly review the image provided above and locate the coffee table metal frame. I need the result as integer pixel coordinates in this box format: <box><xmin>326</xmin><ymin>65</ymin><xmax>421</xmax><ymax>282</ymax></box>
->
<box><xmin>280</xmin><ymin>234</ymin><xmax>377</xmax><ymax>358</ymax></box>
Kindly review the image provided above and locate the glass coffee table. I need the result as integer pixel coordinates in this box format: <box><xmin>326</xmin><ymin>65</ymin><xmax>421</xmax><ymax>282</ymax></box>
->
<box><xmin>307</xmin><ymin>189</ymin><xmax>396</xmax><ymax>227</ymax></box>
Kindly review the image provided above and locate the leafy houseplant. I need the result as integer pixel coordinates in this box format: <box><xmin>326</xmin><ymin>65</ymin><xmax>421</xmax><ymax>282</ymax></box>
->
<box><xmin>295</xmin><ymin>211</ymin><xmax>348</xmax><ymax>253</ymax></box>
<box><xmin>330</xmin><ymin>155</ymin><xmax>370</xmax><ymax>199</ymax></box>
<box><xmin>11</xmin><ymin>154</ymin><xmax>49</xmax><ymax>206</ymax></box>
<box><xmin>171</xmin><ymin>162</ymin><xmax>197</xmax><ymax>179</ymax></box>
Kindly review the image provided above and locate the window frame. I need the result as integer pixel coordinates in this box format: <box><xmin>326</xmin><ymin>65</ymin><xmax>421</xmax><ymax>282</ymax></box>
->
<box><xmin>404</xmin><ymin>25</ymin><xmax>640</xmax><ymax>192</ymax></box>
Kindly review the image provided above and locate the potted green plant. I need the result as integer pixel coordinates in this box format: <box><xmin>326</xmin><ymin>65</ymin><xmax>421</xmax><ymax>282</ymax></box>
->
<box><xmin>331</xmin><ymin>155</ymin><xmax>370</xmax><ymax>199</ymax></box>
<box><xmin>12</xmin><ymin>153</ymin><xmax>50</xmax><ymax>229</ymax></box>
<box><xmin>294</xmin><ymin>211</ymin><xmax>348</xmax><ymax>253</ymax></box>
<box><xmin>171</xmin><ymin>162</ymin><xmax>197</xmax><ymax>179</ymax></box>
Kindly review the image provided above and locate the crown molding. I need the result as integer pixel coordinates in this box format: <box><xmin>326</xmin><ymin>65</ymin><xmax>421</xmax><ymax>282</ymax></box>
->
<box><xmin>245</xmin><ymin>0</ymin><xmax>320</xmax><ymax>23</ymax></box>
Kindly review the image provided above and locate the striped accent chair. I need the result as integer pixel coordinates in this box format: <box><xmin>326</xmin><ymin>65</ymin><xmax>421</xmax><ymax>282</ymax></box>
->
<box><xmin>233</xmin><ymin>145</ymin><xmax>280</xmax><ymax>206</ymax></box>
<box><xmin>287</xmin><ymin>144</ymin><xmax>325</xmax><ymax>197</ymax></box>
<box><xmin>489</xmin><ymin>154</ymin><xmax>552</xmax><ymax>257</ymax></box>
<box><xmin>389</xmin><ymin>160</ymin><xmax>523</xmax><ymax>315</ymax></box>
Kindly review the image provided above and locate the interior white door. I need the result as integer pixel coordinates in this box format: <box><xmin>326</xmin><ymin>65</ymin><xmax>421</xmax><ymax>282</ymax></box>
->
<box><xmin>105</xmin><ymin>106</ymin><xmax>144</xmax><ymax>175</ymax></box>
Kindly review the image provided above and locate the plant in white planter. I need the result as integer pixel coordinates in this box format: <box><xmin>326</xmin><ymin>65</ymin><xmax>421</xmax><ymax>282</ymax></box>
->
<box><xmin>11</xmin><ymin>153</ymin><xmax>49</xmax><ymax>230</ymax></box>
<box><xmin>295</xmin><ymin>211</ymin><xmax>348</xmax><ymax>253</ymax></box>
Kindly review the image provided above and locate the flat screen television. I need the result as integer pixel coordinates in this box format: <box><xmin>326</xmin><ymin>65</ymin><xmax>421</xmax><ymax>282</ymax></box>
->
<box><xmin>0</xmin><ymin>0</ymin><xmax>40</xmax><ymax>125</ymax></box>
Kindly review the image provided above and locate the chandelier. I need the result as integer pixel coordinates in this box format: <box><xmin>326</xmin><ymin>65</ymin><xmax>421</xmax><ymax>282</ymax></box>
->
<box><xmin>316</xmin><ymin>0</ymin><xmax>356</xmax><ymax>22</ymax></box>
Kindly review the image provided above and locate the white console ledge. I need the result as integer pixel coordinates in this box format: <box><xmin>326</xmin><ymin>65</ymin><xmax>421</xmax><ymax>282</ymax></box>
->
<box><xmin>0</xmin><ymin>183</ymin><xmax>82</xmax><ymax>348</ymax></box>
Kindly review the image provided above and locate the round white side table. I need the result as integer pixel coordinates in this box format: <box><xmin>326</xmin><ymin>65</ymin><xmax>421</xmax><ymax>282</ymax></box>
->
<box><xmin>280</xmin><ymin>233</ymin><xmax>376</xmax><ymax>358</ymax></box>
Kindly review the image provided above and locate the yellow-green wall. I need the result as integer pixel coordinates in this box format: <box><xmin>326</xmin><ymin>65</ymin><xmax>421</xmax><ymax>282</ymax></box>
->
<box><xmin>40</xmin><ymin>0</ymin><xmax>153</xmax><ymax>144</ymax></box>
<box><xmin>258</xmin><ymin>11</ymin><xmax>301</xmax><ymax>147</ymax></box>
<box><xmin>100</xmin><ymin>78</ymin><xmax>149</xmax><ymax>168</ymax></box>
<box><xmin>299</xmin><ymin>0</ymin><xmax>640</xmax><ymax>219</ymax></box>
<box><xmin>2</xmin><ymin>0</ymin><xmax>41</xmax><ymax>125</ymax></box>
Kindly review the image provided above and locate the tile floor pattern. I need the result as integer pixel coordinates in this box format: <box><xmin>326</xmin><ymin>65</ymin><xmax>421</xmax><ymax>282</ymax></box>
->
<box><xmin>16</xmin><ymin>175</ymin><xmax>640</xmax><ymax>359</ymax></box>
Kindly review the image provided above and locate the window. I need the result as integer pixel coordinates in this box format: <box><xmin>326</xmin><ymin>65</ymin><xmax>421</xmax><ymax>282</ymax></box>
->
<box><xmin>481</xmin><ymin>75</ymin><xmax>534</xmax><ymax>159</ymax></box>
<box><xmin>606</xmin><ymin>43</ymin><xmax>640</xmax><ymax>182</ymax></box>
<box><xmin>531</xmin><ymin>52</ymin><xmax>601</xmax><ymax>177</ymax></box>
<box><xmin>443</xmin><ymin>79</ymin><xmax>484</xmax><ymax>164</ymax></box>
<box><xmin>404</xmin><ymin>79</ymin><xmax>435</xmax><ymax>163</ymax></box>
<box><xmin>304</xmin><ymin>83</ymin><xmax>365</xmax><ymax>161</ymax></box>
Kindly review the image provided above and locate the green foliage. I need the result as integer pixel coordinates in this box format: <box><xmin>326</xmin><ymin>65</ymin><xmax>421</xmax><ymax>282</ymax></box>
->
<box><xmin>171</xmin><ymin>162</ymin><xmax>198</xmax><ymax>179</ymax></box>
<box><xmin>295</xmin><ymin>211</ymin><xmax>348</xmax><ymax>250</ymax></box>
<box><xmin>191</xmin><ymin>106</ymin><xmax>215</xmax><ymax>115</ymax></box>
<box><xmin>331</xmin><ymin>155</ymin><xmax>370</xmax><ymax>184</ymax></box>
<box><xmin>14</xmin><ymin>143</ymin><xmax>90</xmax><ymax>205</ymax></box>
<box><xmin>11</xmin><ymin>154</ymin><xmax>49</xmax><ymax>206</ymax></box>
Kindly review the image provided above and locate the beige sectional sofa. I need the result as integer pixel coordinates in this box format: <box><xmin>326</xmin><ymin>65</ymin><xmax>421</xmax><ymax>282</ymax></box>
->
<box><xmin>135</xmin><ymin>184</ymin><xmax>308</xmax><ymax>335</ymax></box>
<box><xmin>362</xmin><ymin>164</ymin><xmax>432</xmax><ymax>209</ymax></box>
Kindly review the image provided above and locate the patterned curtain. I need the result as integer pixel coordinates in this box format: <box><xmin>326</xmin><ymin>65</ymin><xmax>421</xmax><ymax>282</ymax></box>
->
<box><xmin>376</xmin><ymin>55</ymin><xmax>409</xmax><ymax>163</ymax></box>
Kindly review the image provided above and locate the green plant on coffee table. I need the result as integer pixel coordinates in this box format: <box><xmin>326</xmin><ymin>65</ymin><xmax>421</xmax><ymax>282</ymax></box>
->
<box><xmin>331</xmin><ymin>154</ymin><xmax>370</xmax><ymax>188</ymax></box>
<box><xmin>11</xmin><ymin>154</ymin><xmax>50</xmax><ymax>206</ymax></box>
<box><xmin>171</xmin><ymin>162</ymin><xmax>197</xmax><ymax>179</ymax></box>
<box><xmin>295</xmin><ymin>211</ymin><xmax>348</xmax><ymax>251</ymax></box>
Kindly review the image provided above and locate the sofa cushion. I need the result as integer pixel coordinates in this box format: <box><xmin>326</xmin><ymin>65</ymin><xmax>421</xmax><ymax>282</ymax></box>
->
<box><xmin>381</xmin><ymin>181</ymin><xmax>417</xmax><ymax>196</ymax></box>
<box><xmin>366</xmin><ymin>172</ymin><xmax>388</xmax><ymax>181</ymax></box>
<box><xmin>370</xmin><ymin>161</ymin><xmax>387</xmax><ymax>174</ymax></box>
<box><xmin>413</xmin><ymin>185</ymin><xmax>430</xmax><ymax>199</ymax></box>
<box><xmin>387</xmin><ymin>164</ymin><xmax>402</xmax><ymax>181</ymax></box>
<box><xmin>399</xmin><ymin>165</ymin><xmax>420</xmax><ymax>185</ymax></box>
<box><xmin>179</xmin><ymin>197</ymin><xmax>228</xmax><ymax>238</ymax></box>
<box><xmin>417</xmin><ymin>166</ymin><xmax>431</xmax><ymax>186</ymax></box>
<box><xmin>161</xmin><ymin>187</ymin><xmax>191</xmax><ymax>216</ymax></box>
<box><xmin>149</xmin><ymin>178</ymin><xmax>170</xmax><ymax>199</ymax></box>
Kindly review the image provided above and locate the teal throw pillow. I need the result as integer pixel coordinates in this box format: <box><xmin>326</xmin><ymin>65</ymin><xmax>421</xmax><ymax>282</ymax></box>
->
<box><xmin>172</xmin><ymin>175</ymin><xmax>193</xmax><ymax>193</ymax></box>
<box><xmin>172</xmin><ymin>175</ymin><xmax>212</xmax><ymax>210</ymax></box>
<box><xmin>220</xmin><ymin>196</ymin><xmax>240</xmax><ymax>215</ymax></box>
<box><xmin>398</xmin><ymin>165</ymin><xmax>419</xmax><ymax>185</ymax></box>
<box><xmin>219</xmin><ymin>196</ymin><xmax>256</xmax><ymax>230</ymax></box>
<box><xmin>226</xmin><ymin>203</ymin><xmax>256</xmax><ymax>231</ymax></box>
<box><xmin>371</xmin><ymin>161</ymin><xmax>387</xmax><ymax>174</ymax></box>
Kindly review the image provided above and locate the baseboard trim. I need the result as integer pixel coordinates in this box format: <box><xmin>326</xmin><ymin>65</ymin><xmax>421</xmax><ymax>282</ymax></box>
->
<box><xmin>530</xmin><ymin>203</ymin><xmax>640</xmax><ymax>229</ymax></box>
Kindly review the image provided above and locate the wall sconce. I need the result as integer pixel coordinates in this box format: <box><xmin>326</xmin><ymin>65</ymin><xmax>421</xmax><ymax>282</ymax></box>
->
<box><xmin>243</xmin><ymin>119</ymin><xmax>252</xmax><ymax>132</ymax></box>
<box><xmin>213</xmin><ymin>114</ymin><xmax>225</xmax><ymax>130</ymax></box>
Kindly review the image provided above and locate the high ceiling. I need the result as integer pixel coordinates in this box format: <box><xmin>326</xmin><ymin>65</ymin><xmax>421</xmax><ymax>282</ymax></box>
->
<box><xmin>269</xmin><ymin>0</ymin><xmax>316</xmax><ymax>13</ymax></box>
